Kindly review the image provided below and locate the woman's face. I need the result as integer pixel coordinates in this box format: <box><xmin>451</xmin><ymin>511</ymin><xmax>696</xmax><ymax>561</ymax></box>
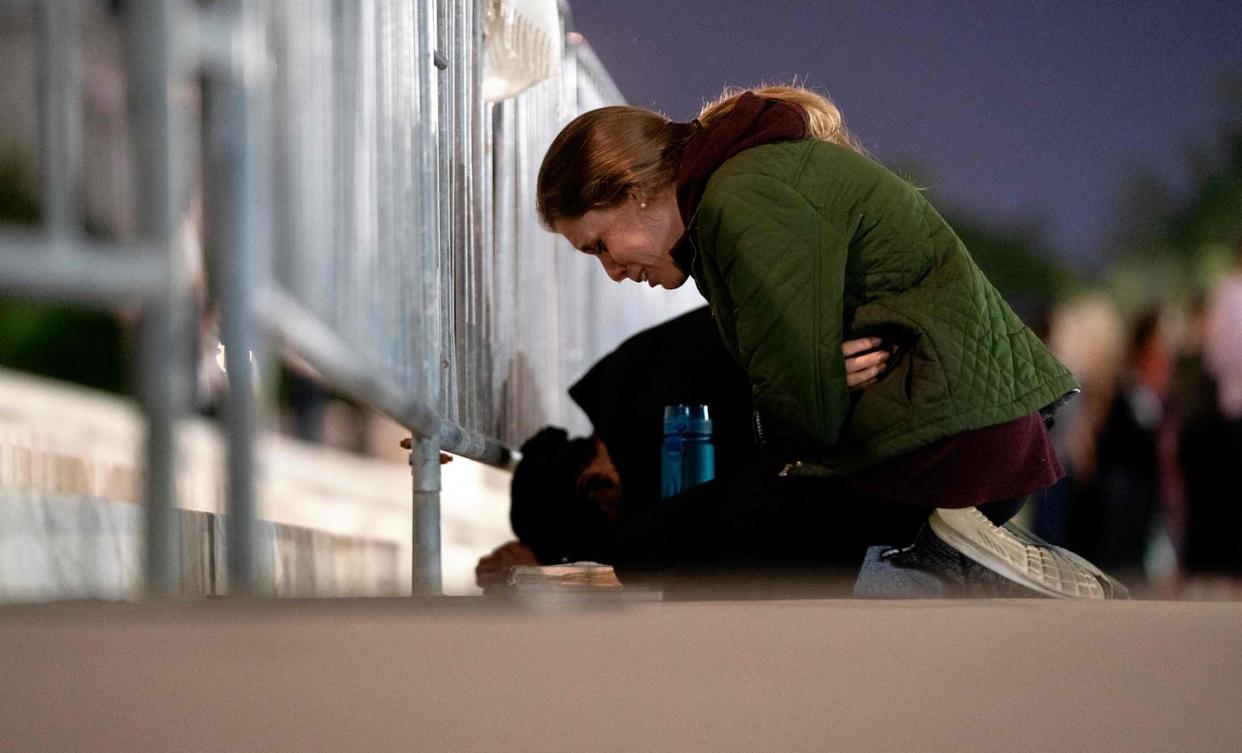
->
<box><xmin>553</xmin><ymin>188</ymin><xmax>688</xmax><ymax>289</ymax></box>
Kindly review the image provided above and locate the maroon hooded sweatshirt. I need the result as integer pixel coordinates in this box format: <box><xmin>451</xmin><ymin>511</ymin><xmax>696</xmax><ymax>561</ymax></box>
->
<box><xmin>673</xmin><ymin>92</ymin><xmax>1063</xmax><ymax>506</ymax></box>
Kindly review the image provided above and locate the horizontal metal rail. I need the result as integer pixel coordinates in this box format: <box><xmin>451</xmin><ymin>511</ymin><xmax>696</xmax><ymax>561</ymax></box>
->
<box><xmin>0</xmin><ymin>232</ymin><xmax>169</xmax><ymax>306</ymax></box>
<box><xmin>571</xmin><ymin>39</ymin><xmax>625</xmax><ymax>106</ymax></box>
<box><xmin>438</xmin><ymin>421</ymin><xmax>512</xmax><ymax>468</ymax></box>
<box><xmin>258</xmin><ymin>286</ymin><xmax>512</xmax><ymax>468</ymax></box>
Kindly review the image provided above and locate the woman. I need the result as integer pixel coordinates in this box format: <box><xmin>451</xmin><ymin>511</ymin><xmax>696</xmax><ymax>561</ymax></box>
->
<box><xmin>537</xmin><ymin>86</ymin><xmax>1119</xmax><ymax>598</ymax></box>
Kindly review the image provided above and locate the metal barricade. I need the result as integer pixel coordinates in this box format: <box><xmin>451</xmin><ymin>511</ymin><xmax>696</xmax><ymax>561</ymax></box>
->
<box><xmin>0</xmin><ymin>0</ymin><xmax>702</xmax><ymax>597</ymax></box>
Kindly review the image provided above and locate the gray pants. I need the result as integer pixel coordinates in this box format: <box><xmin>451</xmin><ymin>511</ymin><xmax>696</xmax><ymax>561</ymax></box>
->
<box><xmin>853</xmin><ymin>523</ymin><xmax>1044</xmax><ymax>599</ymax></box>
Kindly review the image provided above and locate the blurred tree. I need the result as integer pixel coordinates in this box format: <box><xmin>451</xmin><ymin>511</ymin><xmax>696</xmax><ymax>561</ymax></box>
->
<box><xmin>0</xmin><ymin>301</ymin><xmax>128</xmax><ymax>392</ymax></box>
<box><xmin>942</xmin><ymin>211</ymin><xmax>1082</xmax><ymax>326</ymax></box>
<box><xmin>0</xmin><ymin>151</ymin><xmax>40</xmax><ymax>225</ymax></box>
<box><xmin>885</xmin><ymin>160</ymin><xmax>1083</xmax><ymax>327</ymax></box>
<box><xmin>0</xmin><ymin>150</ymin><xmax>129</xmax><ymax>394</ymax></box>
<box><xmin>1170</xmin><ymin>81</ymin><xmax>1242</xmax><ymax>254</ymax></box>
<box><xmin>1108</xmin><ymin>79</ymin><xmax>1242</xmax><ymax>305</ymax></box>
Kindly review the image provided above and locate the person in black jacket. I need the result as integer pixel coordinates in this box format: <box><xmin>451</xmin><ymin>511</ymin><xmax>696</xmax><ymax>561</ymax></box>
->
<box><xmin>475</xmin><ymin>306</ymin><xmax>889</xmax><ymax>586</ymax></box>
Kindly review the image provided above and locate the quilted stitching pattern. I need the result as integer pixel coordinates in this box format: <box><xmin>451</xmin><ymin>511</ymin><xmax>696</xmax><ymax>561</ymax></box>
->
<box><xmin>694</xmin><ymin>140</ymin><xmax>1079</xmax><ymax>474</ymax></box>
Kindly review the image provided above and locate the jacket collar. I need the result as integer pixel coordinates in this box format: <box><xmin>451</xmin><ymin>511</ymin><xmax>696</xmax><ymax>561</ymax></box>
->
<box><xmin>670</xmin><ymin>92</ymin><xmax>808</xmax><ymax>272</ymax></box>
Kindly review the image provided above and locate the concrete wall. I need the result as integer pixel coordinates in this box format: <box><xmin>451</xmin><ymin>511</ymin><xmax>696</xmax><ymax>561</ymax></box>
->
<box><xmin>0</xmin><ymin>367</ymin><xmax>513</xmax><ymax>600</ymax></box>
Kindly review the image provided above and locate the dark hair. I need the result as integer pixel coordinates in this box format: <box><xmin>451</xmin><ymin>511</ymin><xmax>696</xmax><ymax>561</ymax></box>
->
<box><xmin>509</xmin><ymin>427</ymin><xmax>616</xmax><ymax>564</ymax></box>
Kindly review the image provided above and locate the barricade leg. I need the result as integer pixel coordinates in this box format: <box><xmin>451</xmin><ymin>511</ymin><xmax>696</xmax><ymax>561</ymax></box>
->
<box><xmin>410</xmin><ymin>435</ymin><xmax>442</xmax><ymax>595</ymax></box>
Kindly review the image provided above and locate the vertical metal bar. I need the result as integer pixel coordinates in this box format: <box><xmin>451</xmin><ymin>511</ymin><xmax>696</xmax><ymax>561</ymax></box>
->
<box><xmin>410</xmin><ymin>0</ymin><xmax>442</xmax><ymax>595</ymax></box>
<box><xmin>436</xmin><ymin>0</ymin><xmax>457</xmax><ymax>424</ymax></box>
<box><xmin>458</xmin><ymin>0</ymin><xmax>473</xmax><ymax>428</ymax></box>
<box><xmin>403</xmin><ymin>0</ymin><xmax>420</xmax><ymax>396</ymax></box>
<box><xmin>511</xmin><ymin>93</ymin><xmax>529</xmax><ymax>436</ymax></box>
<box><xmin>471</xmin><ymin>1</ymin><xmax>490</xmax><ymax>434</ymax></box>
<box><xmin>375</xmin><ymin>0</ymin><xmax>396</xmax><ymax>386</ymax></box>
<box><xmin>125</xmin><ymin>0</ymin><xmax>185</xmax><ymax>597</ymax></box>
<box><xmin>479</xmin><ymin>96</ymin><xmax>496</xmax><ymax>437</ymax></box>
<box><xmin>36</xmin><ymin>0</ymin><xmax>82</xmax><ymax>239</ymax></box>
<box><xmin>410</xmin><ymin>434</ymin><xmax>442</xmax><ymax>595</ymax></box>
<box><xmin>204</xmin><ymin>0</ymin><xmax>268</xmax><ymax>596</ymax></box>
<box><xmin>491</xmin><ymin>99</ymin><xmax>517</xmax><ymax>442</ymax></box>
<box><xmin>388</xmin><ymin>0</ymin><xmax>405</xmax><ymax>388</ymax></box>
<box><xmin>301</xmin><ymin>0</ymin><xmax>335</xmax><ymax>321</ymax></box>
<box><xmin>355</xmin><ymin>0</ymin><xmax>378</xmax><ymax>373</ymax></box>
<box><xmin>462</xmin><ymin>0</ymin><xmax>477</xmax><ymax>431</ymax></box>
<box><xmin>331</xmin><ymin>0</ymin><xmax>354</xmax><ymax>345</ymax></box>
<box><xmin>136</xmin><ymin>304</ymin><xmax>188</xmax><ymax>598</ymax></box>
<box><xmin>449</xmin><ymin>0</ymin><xmax>467</xmax><ymax>426</ymax></box>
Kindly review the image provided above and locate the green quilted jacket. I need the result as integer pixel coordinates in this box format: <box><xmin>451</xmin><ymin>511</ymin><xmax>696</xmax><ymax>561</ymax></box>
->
<box><xmin>688</xmin><ymin>139</ymin><xmax>1080</xmax><ymax>475</ymax></box>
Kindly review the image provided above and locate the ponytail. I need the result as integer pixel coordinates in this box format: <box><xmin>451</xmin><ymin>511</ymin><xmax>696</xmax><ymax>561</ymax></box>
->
<box><xmin>698</xmin><ymin>84</ymin><xmax>865</xmax><ymax>154</ymax></box>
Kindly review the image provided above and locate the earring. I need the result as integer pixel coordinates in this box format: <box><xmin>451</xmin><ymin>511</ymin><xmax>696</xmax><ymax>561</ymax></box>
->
<box><xmin>640</xmin><ymin>202</ymin><xmax>647</xmax><ymax>209</ymax></box>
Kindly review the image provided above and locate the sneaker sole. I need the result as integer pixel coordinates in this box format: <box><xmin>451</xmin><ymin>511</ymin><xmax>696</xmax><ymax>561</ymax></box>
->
<box><xmin>928</xmin><ymin>507</ymin><xmax>1108</xmax><ymax>599</ymax></box>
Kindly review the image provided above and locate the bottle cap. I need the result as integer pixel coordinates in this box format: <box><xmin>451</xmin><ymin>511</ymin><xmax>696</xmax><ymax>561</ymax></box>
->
<box><xmin>664</xmin><ymin>404</ymin><xmax>712</xmax><ymax>436</ymax></box>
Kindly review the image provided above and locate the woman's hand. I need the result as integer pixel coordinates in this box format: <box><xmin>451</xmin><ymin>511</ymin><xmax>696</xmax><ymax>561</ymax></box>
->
<box><xmin>843</xmin><ymin>336</ymin><xmax>890</xmax><ymax>391</ymax></box>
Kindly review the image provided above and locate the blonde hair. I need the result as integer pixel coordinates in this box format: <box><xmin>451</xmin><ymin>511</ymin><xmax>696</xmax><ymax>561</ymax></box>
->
<box><xmin>697</xmin><ymin>85</ymin><xmax>865</xmax><ymax>154</ymax></box>
<box><xmin>536</xmin><ymin>84</ymin><xmax>862</xmax><ymax>227</ymax></box>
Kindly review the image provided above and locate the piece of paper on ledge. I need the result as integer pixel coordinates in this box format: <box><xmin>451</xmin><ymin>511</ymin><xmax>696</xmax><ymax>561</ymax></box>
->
<box><xmin>507</xmin><ymin>563</ymin><xmax>623</xmax><ymax>590</ymax></box>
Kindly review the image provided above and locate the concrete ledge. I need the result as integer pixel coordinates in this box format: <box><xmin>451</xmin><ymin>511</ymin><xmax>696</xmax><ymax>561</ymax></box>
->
<box><xmin>1</xmin><ymin>598</ymin><xmax>1238</xmax><ymax>752</ymax></box>
<box><xmin>0</xmin><ymin>368</ymin><xmax>516</xmax><ymax>597</ymax></box>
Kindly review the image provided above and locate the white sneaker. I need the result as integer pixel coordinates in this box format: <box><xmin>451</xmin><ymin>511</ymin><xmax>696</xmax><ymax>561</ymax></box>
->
<box><xmin>928</xmin><ymin>507</ymin><xmax>1127</xmax><ymax>599</ymax></box>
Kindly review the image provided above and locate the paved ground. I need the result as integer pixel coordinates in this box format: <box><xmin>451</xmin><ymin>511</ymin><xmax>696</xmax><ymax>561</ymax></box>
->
<box><xmin>1</xmin><ymin>596</ymin><xmax>1239</xmax><ymax>752</ymax></box>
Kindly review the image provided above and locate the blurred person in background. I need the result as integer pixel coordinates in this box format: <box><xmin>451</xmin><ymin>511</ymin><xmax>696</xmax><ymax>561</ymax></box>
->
<box><xmin>1169</xmin><ymin>293</ymin><xmax>1242</xmax><ymax>583</ymax></box>
<box><xmin>1173</xmin><ymin>240</ymin><xmax>1242</xmax><ymax>586</ymax></box>
<box><xmin>1034</xmin><ymin>295</ymin><xmax>1127</xmax><ymax>549</ymax></box>
<box><xmin>1046</xmin><ymin>304</ymin><xmax>1185</xmax><ymax>592</ymax></box>
<box><xmin>1080</xmin><ymin>310</ymin><xmax>1173</xmax><ymax>587</ymax></box>
<box><xmin>1204</xmin><ymin>240</ymin><xmax>1242</xmax><ymax>449</ymax></box>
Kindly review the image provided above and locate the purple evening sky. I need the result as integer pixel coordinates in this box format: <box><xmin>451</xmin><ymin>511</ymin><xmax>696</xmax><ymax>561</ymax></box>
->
<box><xmin>568</xmin><ymin>0</ymin><xmax>1242</xmax><ymax>269</ymax></box>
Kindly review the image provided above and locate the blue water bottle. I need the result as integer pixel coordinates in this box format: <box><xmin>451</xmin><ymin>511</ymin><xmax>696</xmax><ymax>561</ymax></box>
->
<box><xmin>661</xmin><ymin>404</ymin><xmax>715</xmax><ymax>499</ymax></box>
